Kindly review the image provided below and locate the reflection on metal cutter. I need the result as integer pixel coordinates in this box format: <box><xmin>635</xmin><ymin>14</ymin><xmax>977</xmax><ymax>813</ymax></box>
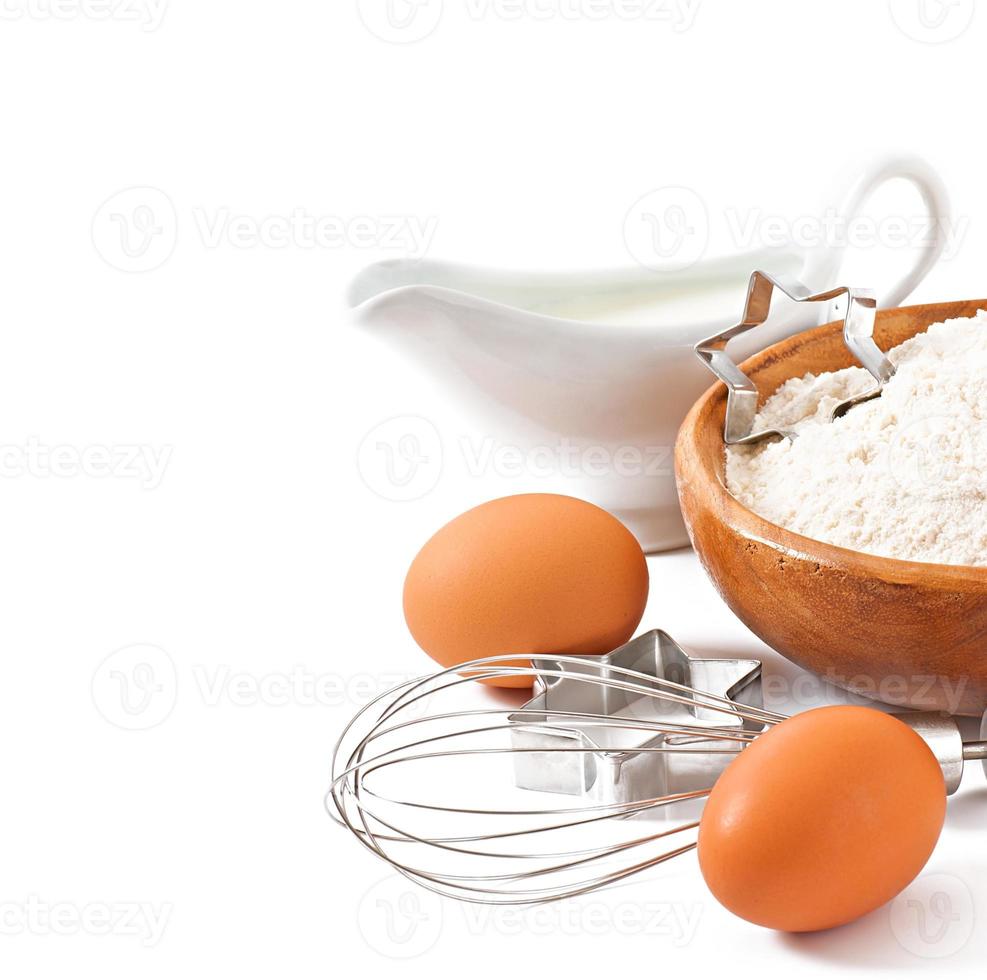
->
<box><xmin>509</xmin><ymin>630</ymin><xmax>764</xmax><ymax>811</ymax></box>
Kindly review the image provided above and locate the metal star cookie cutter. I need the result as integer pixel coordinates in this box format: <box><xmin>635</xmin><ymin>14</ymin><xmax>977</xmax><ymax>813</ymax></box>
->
<box><xmin>694</xmin><ymin>270</ymin><xmax>893</xmax><ymax>445</ymax></box>
<box><xmin>508</xmin><ymin>630</ymin><xmax>763</xmax><ymax>812</ymax></box>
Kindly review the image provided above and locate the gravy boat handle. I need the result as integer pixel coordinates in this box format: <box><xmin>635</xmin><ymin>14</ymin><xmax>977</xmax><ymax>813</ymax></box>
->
<box><xmin>801</xmin><ymin>154</ymin><xmax>950</xmax><ymax>312</ymax></box>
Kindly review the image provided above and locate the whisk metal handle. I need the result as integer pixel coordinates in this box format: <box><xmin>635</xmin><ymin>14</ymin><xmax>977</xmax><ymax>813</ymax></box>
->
<box><xmin>896</xmin><ymin>711</ymin><xmax>987</xmax><ymax>793</ymax></box>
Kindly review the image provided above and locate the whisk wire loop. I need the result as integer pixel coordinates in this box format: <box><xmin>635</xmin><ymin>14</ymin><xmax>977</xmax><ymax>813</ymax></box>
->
<box><xmin>329</xmin><ymin>653</ymin><xmax>781</xmax><ymax>905</ymax></box>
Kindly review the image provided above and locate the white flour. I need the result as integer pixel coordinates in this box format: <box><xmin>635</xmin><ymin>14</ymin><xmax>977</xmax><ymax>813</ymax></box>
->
<box><xmin>725</xmin><ymin>311</ymin><xmax>987</xmax><ymax>565</ymax></box>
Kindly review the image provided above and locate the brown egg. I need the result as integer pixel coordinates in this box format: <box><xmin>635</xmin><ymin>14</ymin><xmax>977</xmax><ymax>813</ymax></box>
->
<box><xmin>403</xmin><ymin>494</ymin><xmax>649</xmax><ymax>688</ymax></box>
<box><xmin>698</xmin><ymin>706</ymin><xmax>946</xmax><ymax>932</ymax></box>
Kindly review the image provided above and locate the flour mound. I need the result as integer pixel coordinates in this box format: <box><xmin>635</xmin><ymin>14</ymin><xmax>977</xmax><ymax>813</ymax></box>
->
<box><xmin>725</xmin><ymin>311</ymin><xmax>987</xmax><ymax>565</ymax></box>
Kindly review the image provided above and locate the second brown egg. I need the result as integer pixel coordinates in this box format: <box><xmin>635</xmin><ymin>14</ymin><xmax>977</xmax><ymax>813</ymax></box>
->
<box><xmin>403</xmin><ymin>494</ymin><xmax>650</xmax><ymax>687</ymax></box>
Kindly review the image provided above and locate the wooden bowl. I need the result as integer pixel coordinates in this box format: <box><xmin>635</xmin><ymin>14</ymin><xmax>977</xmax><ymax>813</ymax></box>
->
<box><xmin>675</xmin><ymin>298</ymin><xmax>987</xmax><ymax>715</ymax></box>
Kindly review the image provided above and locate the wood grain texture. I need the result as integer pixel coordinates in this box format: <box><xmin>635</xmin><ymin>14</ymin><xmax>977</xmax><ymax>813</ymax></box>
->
<box><xmin>675</xmin><ymin>298</ymin><xmax>987</xmax><ymax>714</ymax></box>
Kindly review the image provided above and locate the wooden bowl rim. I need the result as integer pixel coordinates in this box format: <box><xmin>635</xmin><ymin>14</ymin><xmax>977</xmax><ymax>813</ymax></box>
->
<box><xmin>678</xmin><ymin>297</ymin><xmax>987</xmax><ymax>585</ymax></box>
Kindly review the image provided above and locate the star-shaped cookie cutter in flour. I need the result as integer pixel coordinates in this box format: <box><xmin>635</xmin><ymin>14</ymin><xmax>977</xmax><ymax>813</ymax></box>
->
<box><xmin>694</xmin><ymin>271</ymin><xmax>893</xmax><ymax>445</ymax></box>
<box><xmin>509</xmin><ymin>630</ymin><xmax>764</xmax><ymax>811</ymax></box>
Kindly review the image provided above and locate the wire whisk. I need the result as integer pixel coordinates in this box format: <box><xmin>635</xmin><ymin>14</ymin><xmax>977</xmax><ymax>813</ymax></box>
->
<box><xmin>326</xmin><ymin>654</ymin><xmax>785</xmax><ymax>906</ymax></box>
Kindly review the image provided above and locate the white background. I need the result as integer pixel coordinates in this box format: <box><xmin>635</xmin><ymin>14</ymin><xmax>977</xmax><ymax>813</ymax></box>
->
<box><xmin>1</xmin><ymin>0</ymin><xmax>985</xmax><ymax>977</ymax></box>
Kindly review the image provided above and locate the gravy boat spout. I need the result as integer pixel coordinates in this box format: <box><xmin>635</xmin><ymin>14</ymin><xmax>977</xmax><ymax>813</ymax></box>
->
<box><xmin>348</xmin><ymin>255</ymin><xmax>806</xmax><ymax>551</ymax></box>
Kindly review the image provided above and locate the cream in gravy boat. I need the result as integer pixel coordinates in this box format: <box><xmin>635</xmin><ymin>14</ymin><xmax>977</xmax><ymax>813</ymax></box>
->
<box><xmin>348</xmin><ymin>159</ymin><xmax>949</xmax><ymax>550</ymax></box>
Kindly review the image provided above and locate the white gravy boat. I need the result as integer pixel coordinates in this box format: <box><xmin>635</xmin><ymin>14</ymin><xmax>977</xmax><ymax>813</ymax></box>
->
<box><xmin>349</xmin><ymin>157</ymin><xmax>950</xmax><ymax>551</ymax></box>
